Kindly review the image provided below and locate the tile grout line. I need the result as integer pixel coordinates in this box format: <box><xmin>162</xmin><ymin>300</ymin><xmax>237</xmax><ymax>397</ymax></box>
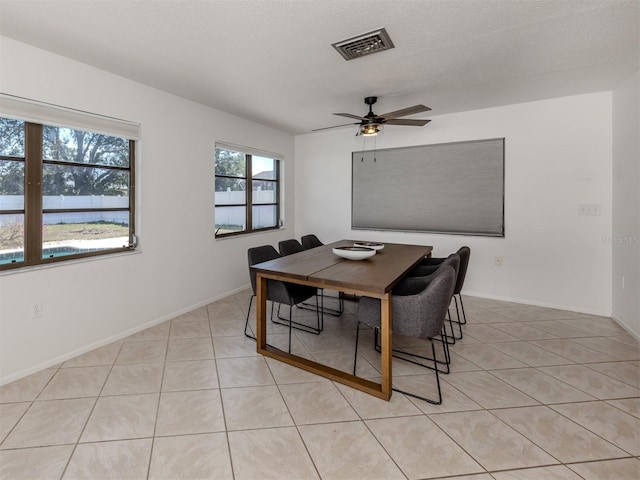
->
<box><xmin>209</xmin><ymin>302</ymin><xmax>238</xmax><ymax>480</ymax></box>
<box><xmin>142</xmin><ymin>328</ymin><xmax>171</xmax><ymax>480</ymax></box>
<box><xmin>58</xmin><ymin>340</ymin><xmax>125</xmax><ymax>480</ymax></box>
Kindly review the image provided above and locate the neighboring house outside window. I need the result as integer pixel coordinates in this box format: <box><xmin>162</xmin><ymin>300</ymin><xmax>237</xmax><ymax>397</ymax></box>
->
<box><xmin>214</xmin><ymin>144</ymin><xmax>281</xmax><ymax>237</ymax></box>
<box><xmin>0</xmin><ymin>116</ymin><xmax>136</xmax><ymax>270</ymax></box>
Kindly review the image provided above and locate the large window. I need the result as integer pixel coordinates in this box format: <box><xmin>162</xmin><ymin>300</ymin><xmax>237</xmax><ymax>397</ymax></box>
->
<box><xmin>214</xmin><ymin>145</ymin><xmax>280</xmax><ymax>237</ymax></box>
<box><xmin>0</xmin><ymin>117</ymin><xmax>136</xmax><ymax>270</ymax></box>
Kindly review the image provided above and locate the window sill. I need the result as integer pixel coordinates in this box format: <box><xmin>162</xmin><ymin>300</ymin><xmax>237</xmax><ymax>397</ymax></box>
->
<box><xmin>214</xmin><ymin>226</ymin><xmax>286</xmax><ymax>241</ymax></box>
<box><xmin>0</xmin><ymin>249</ymin><xmax>142</xmax><ymax>277</ymax></box>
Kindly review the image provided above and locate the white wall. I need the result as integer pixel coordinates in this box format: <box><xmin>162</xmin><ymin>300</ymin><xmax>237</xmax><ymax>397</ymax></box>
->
<box><xmin>612</xmin><ymin>70</ymin><xmax>640</xmax><ymax>336</ymax></box>
<box><xmin>0</xmin><ymin>37</ymin><xmax>296</xmax><ymax>383</ymax></box>
<box><xmin>295</xmin><ymin>93</ymin><xmax>613</xmax><ymax>316</ymax></box>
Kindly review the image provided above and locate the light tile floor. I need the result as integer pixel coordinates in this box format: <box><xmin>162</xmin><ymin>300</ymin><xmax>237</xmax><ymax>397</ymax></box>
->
<box><xmin>1</xmin><ymin>291</ymin><xmax>639</xmax><ymax>480</ymax></box>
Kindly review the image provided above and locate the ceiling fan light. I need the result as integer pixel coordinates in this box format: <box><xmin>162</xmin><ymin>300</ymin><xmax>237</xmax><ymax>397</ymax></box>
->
<box><xmin>361</xmin><ymin>124</ymin><xmax>382</xmax><ymax>136</ymax></box>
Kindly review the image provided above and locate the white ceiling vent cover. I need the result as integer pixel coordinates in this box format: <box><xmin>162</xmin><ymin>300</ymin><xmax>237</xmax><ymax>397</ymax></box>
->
<box><xmin>332</xmin><ymin>28</ymin><xmax>395</xmax><ymax>61</ymax></box>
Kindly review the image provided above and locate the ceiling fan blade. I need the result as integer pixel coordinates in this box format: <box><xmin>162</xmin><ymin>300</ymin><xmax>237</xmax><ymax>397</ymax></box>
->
<box><xmin>311</xmin><ymin>122</ymin><xmax>359</xmax><ymax>132</ymax></box>
<box><xmin>333</xmin><ymin>112</ymin><xmax>368</xmax><ymax>121</ymax></box>
<box><xmin>384</xmin><ymin>118</ymin><xmax>431</xmax><ymax>126</ymax></box>
<box><xmin>379</xmin><ymin>104</ymin><xmax>431</xmax><ymax>120</ymax></box>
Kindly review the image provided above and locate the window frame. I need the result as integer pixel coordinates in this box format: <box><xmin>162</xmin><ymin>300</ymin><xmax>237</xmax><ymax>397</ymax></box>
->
<box><xmin>214</xmin><ymin>147</ymin><xmax>281</xmax><ymax>238</ymax></box>
<box><xmin>0</xmin><ymin>118</ymin><xmax>136</xmax><ymax>271</ymax></box>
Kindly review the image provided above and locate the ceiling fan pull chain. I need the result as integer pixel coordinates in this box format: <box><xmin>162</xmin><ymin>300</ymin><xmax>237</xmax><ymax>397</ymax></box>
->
<box><xmin>374</xmin><ymin>135</ymin><xmax>377</xmax><ymax>162</ymax></box>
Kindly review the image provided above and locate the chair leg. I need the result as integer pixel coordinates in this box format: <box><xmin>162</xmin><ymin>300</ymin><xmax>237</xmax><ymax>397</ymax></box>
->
<box><xmin>440</xmin><ymin>310</ymin><xmax>457</xmax><ymax>345</ymax></box>
<box><xmin>247</xmin><ymin>297</ymin><xmax>316</xmax><ymax>353</ymax></box>
<box><xmin>436</xmin><ymin>332</ymin><xmax>451</xmax><ymax>374</ymax></box>
<box><xmin>269</xmin><ymin>303</ymin><xmax>295</xmax><ymax>353</ymax></box>
<box><xmin>392</xmin><ymin>340</ymin><xmax>443</xmax><ymax>405</ymax></box>
<box><xmin>288</xmin><ymin>305</ymin><xmax>292</xmax><ymax>354</ymax></box>
<box><xmin>272</xmin><ymin>301</ymin><xmax>324</xmax><ymax>335</ymax></box>
<box><xmin>453</xmin><ymin>296</ymin><xmax>464</xmax><ymax>339</ymax></box>
<box><xmin>353</xmin><ymin>322</ymin><xmax>360</xmax><ymax>376</ymax></box>
<box><xmin>445</xmin><ymin>303</ymin><xmax>463</xmax><ymax>341</ymax></box>
<box><xmin>287</xmin><ymin>295</ymin><xmax>322</xmax><ymax>354</ymax></box>
<box><xmin>458</xmin><ymin>294</ymin><xmax>468</xmax><ymax>324</ymax></box>
<box><xmin>301</xmin><ymin>289</ymin><xmax>344</xmax><ymax>316</ymax></box>
<box><xmin>244</xmin><ymin>295</ymin><xmax>256</xmax><ymax>340</ymax></box>
<box><xmin>360</xmin><ymin>329</ymin><xmax>443</xmax><ymax>403</ymax></box>
<box><xmin>244</xmin><ymin>297</ymin><xmax>279</xmax><ymax>350</ymax></box>
<box><xmin>374</xmin><ymin>327</ymin><xmax>450</xmax><ymax>374</ymax></box>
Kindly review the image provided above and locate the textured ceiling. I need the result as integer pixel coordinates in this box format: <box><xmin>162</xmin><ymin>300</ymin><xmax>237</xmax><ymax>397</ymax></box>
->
<box><xmin>0</xmin><ymin>0</ymin><xmax>638</xmax><ymax>134</ymax></box>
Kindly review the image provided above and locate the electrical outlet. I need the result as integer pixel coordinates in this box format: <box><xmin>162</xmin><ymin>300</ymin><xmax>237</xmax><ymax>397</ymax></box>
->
<box><xmin>494</xmin><ymin>256</ymin><xmax>503</xmax><ymax>266</ymax></box>
<box><xmin>578</xmin><ymin>204</ymin><xmax>602</xmax><ymax>216</ymax></box>
<box><xmin>31</xmin><ymin>303</ymin><xmax>43</xmax><ymax>319</ymax></box>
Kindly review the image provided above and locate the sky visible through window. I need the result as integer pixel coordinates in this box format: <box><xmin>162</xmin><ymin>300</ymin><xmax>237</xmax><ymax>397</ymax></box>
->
<box><xmin>252</xmin><ymin>155</ymin><xmax>274</xmax><ymax>177</ymax></box>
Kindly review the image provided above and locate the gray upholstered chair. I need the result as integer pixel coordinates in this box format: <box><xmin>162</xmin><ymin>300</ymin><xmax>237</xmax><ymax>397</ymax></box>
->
<box><xmin>282</xmin><ymin>236</ymin><xmax>344</xmax><ymax>316</ymax></box>
<box><xmin>414</xmin><ymin>247</ymin><xmax>470</xmax><ymax>335</ymax></box>
<box><xmin>354</xmin><ymin>265</ymin><xmax>456</xmax><ymax>404</ymax></box>
<box><xmin>244</xmin><ymin>245</ymin><xmax>322</xmax><ymax>352</ymax></box>
<box><xmin>301</xmin><ymin>234</ymin><xmax>323</xmax><ymax>249</ymax></box>
<box><xmin>409</xmin><ymin>253</ymin><xmax>461</xmax><ymax>342</ymax></box>
<box><xmin>278</xmin><ymin>238</ymin><xmax>305</xmax><ymax>256</ymax></box>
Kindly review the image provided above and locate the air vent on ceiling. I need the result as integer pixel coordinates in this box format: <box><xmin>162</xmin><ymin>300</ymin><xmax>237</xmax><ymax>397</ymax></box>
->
<box><xmin>332</xmin><ymin>28</ymin><xmax>395</xmax><ymax>61</ymax></box>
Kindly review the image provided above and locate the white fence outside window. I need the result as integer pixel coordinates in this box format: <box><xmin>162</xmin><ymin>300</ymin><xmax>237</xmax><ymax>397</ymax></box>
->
<box><xmin>0</xmin><ymin>195</ymin><xmax>129</xmax><ymax>224</ymax></box>
<box><xmin>215</xmin><ymin>189</ymin><xmax>276</xmax><ymax>227</ymax></box>
<box><xmin>1</xmin><ymin>188</ymin><xmax>276</xmax><ymax>227</ymax></box>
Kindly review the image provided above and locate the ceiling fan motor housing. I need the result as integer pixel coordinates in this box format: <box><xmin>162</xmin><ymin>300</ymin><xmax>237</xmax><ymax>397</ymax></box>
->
<box><xmin>363</xmin><ymin>97</ymin><xmax>382</xmax><ymax>124</ymax></box>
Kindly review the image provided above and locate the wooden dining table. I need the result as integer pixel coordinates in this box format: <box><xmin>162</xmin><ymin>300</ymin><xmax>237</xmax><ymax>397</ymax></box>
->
<box><xmin>251</xmin><ymin>239</ymin><xmax>433</xmax><ymax>400</ymax></box>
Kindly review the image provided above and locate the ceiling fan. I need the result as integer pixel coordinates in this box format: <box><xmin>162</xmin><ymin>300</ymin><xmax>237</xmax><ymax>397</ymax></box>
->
<box><xmin>313</xmin><ymin>96</ymin><xmax>431</xmax><ymax>136</ymax></box>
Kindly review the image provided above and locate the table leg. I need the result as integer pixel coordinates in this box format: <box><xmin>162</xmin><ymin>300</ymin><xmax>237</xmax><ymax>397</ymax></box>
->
<box><xmin>256</xmin><ymin>274</ymin><xmax>268</xmax><ymax>352</ymax></box>
<box><xmin>253</xmin><ymin>275</ymin><xmax>392</xmax><ymax>400</ymax></box>
<box><xmin>380</xmin><ymin>293</ymin><xmax>392</xmax><ymax>400</ymax></box>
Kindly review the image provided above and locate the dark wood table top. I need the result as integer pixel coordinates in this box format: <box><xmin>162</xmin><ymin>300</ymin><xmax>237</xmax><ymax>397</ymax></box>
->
<box><xmin>251</xmin><ymin>240</ymin><xmax>433</xmax><ymax>295</ymax></box>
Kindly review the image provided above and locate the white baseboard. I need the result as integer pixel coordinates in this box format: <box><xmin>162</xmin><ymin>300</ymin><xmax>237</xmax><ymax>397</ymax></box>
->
<box><xmin>611</xmin><ymin>314</ymin><xmax>640</xmax><ymax>341</ymax></box>
<box><xmin>463</xmin><ymin>290</ymin><xmax>612</xmax><ymax>318</ymax></box>
<box><xmin>463</xmin><ymin>291</ymin><xmax>640</xmax><ymax>339</ymax></box>
<box><xmin>0</xmin><ymin>285</ymin><xmax>251</xmax><ymax>386</ymax></box>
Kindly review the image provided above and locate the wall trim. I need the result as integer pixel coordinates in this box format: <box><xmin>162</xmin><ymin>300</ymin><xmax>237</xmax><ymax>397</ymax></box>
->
<box><xmin>466</xmin><ymin>291</ymin><xmax>639</xmax><ymax>339</ymax></box>
<box><xmin>611</xmin><ymin>314</ymin><xmax>640</xmax><ymax>341</ymax></box>
<box><xmin>0</xmin><ymin>284</ymin><xmax>250</xmax><ymax>386</ymax></box>
<box><xmin>463</xmin><ymin>290</ymin><xmax>612</xmax><ymax>318</ymax></box>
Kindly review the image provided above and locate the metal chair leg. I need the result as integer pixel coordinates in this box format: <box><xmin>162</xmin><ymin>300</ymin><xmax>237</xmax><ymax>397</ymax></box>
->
<box><xmin>301</xmin><ymin>289</ymin><xmax>344</xmax><ymax>316</ymax></box>
<box><xmin>390</xmin><ymin>341</ymin><xmax>443</xmax><ymax>405</ymax></box>
<box><xmin>244</xmin><ymin>295</ymin><xmax>256</xmax><ymax>340</ymax></box>
<box><xmin>453</xmin><ymin>296</ymin><xmax>464</xmax><ymax>338</ymax></box>
<box><xmin>288</xmin><ymin>305</ymin><xmax>292</xmax><ymax>354</ymax></box>
<box><xmin>458</xmin><ymin>294</ymin><xmax>468</xmax><ymax>324</ymax></box>
<box><xmin>387</xmin><ymin>340</ymin><xmax>445</xmax><ymax>405</ymax></box>
<box><xmin>373</xmin><ymin>328</ymin><xmax>450</xmax><ymax>374</ymax></box>
<box><xmin>353</xmin><ymin>321</ymin><xmax>361</xmax><ymax>376</ymax></box>
<box><xmin>439</xmin><ymin>310</ymin><xmax>457</xmax><ymax>344</ymax></box>
<box><xmin>244</xmin><ymin>296</ymin><xmax>284</xmax><ymax>351</ymax></box>
<box><xmin>272</xmin><ymin>300</ymin><xmax>324</xmax><ymax>335</ymax></box>
<box><xmin>356</xmin><ymin>327</ymin><xmax>443</xmax><ymax>404</ymax></box>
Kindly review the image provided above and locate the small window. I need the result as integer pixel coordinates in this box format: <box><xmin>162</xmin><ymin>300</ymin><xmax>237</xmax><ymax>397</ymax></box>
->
<box><xmin>214</xmin><ymin>145</ymin><xmax>280</xmax><ymax>237</ymax></box>
<box><xmin>0</xmin><ymin>117</ymin><xmax>136</xmax><ymax>270</ymax></box>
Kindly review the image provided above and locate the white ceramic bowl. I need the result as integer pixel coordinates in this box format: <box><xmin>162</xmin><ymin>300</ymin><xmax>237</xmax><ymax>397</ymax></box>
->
<box><xmin>333</xmin><ymin>246</ymin><xmax>376</xmax><ymax>260</ymax></box>
<box><xmin>353</xmin><ymin>241</ymin><xmax>384</xmax><ymax>251</ymax></box>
